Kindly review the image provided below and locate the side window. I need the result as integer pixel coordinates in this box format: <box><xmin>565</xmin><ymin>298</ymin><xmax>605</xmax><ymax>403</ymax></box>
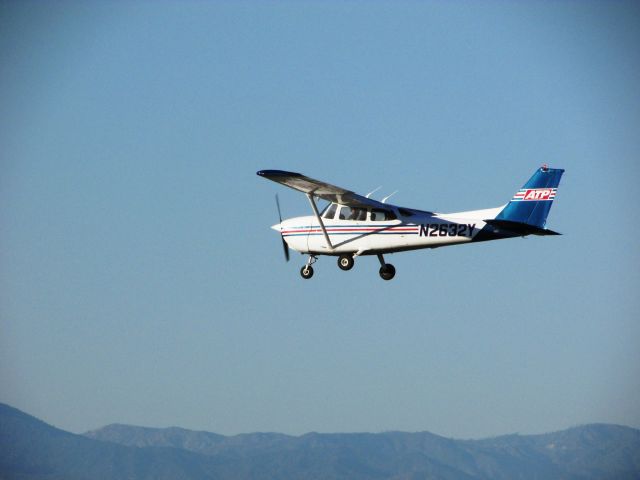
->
<box><xmin>339</xmin><ymin>206</ymin><xmax>368</xmax><ymax>221</ymax></box>
<box><xmin>339</xmin><ymin>206</ymin><xmax>352</xmax><ymax>220</ymax></box>
<box><xmin>371</xmin><ymin>209</ymin><xmax>397</xmax><ymax>221</ymax></box>
<box><xmin>323</xmin><ymin>203</ymin><xmax>337</xmax><ymax>219</ymax></box>
<box><xmin>348</xmin><ymin>207</ymin><xmax>365</xmax><ymax>221</ymax></box>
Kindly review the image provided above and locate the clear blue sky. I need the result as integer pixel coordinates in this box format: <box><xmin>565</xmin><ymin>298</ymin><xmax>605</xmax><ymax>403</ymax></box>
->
<box><xmin>1</xmin><ymin>1</ymin><xmax>639</xmax><ymax>438</ymax></box>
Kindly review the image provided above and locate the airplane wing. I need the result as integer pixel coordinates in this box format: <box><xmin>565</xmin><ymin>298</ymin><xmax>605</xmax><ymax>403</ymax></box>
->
<box><xmin>257</xmin><ymin>170</ymin><xmax>385</xmax><ymax>209</ymax></box>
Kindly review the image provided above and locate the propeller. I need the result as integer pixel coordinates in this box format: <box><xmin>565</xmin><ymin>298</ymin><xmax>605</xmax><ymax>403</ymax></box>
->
<box><xmin>275</xmin><ymin>194</ymin><xmax>290</xmax><ymax>262</ymax></box>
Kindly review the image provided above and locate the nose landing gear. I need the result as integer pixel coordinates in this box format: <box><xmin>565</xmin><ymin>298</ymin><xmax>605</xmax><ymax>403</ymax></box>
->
<box><xmin>300</xmin><ymin>255</ymin><xmax>317</xmax><ymax>279</ymax></box>
<box><xmin>300</xmin><ymin>265</ymin><xmax>314</xmax><ymax>279</ymax></box>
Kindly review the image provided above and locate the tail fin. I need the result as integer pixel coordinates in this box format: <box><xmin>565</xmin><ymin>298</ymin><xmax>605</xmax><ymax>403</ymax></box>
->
<box><xmin>495</xmin><ymin>165</ymin><xmax>564</xmax><ymax>229</ymax></box>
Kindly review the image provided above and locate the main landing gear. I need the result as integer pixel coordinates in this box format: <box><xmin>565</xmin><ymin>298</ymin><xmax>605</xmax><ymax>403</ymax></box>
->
<box><xmin>377</xmin><ymin>254</ymin><xmax>395</xmax><ymax>281</ymax></box>
<box><xmin>298</xmin><ymin>253</ymin><xmax>396</xmax><ymax>281</ymax></box>
<box><xmin>337</xmin><ymin>254</ymin><xmax>354</xmax><ymax>271</ymax></box>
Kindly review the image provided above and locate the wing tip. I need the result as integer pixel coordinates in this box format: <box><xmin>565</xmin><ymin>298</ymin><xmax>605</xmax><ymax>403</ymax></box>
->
<box><xmin>257</xmin><ymin>169</ymin><xmax>302</xmax><ymax>178</ymax></box>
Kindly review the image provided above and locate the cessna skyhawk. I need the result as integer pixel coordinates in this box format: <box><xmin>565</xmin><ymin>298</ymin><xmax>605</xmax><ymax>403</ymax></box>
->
<box><xmin>258</xmin><ymin>165</ymin><xmax>564</xmax><ymax>280</ymax></box>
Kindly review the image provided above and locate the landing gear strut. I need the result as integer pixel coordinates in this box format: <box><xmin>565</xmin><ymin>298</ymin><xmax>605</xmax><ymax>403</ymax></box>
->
<box><xmin>337</xmin><ymin>254</ymin><xmax>355</xmax><ymax>271</ymax></box>
<box><xmin>377</xmin><ymin>254</ymin><xmax>396</xmax><ymax>281</ymax></box>
<box><xmin>300</xmin><ymin>255</ymin><xmax>317</xmax><ymax>279</ymax></box>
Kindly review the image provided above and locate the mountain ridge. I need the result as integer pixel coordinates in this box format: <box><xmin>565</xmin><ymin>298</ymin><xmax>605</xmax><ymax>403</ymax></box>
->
<box><xmin>2</xmin><ymin>402</ymin><xmax>639</xmax><ymax>480</ymax></box>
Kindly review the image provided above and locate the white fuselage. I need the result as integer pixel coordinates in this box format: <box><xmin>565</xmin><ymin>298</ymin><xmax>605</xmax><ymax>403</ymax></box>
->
<box><xmin>274</xmin><ymin>204</ymin><xmax>504</xmax><ymax>256</ymax></box>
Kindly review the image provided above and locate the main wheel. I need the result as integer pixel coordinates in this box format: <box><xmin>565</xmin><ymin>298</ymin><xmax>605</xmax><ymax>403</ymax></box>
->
<box><xmin>337</xmin><ymin>254</ymin><xmax>355</xmax><ymax>271</ymax></box>
<box><xmin>300</xmin><ymin>265</ymin><xmax>314</xmax><ymax>279</ymax></box>
<box><xmin>379</xmin><ymin>263</ymin><xmax>396</xmax><ymax>281</ymax></box>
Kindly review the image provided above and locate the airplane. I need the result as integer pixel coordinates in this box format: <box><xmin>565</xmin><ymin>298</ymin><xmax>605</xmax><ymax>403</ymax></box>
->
<box><xmin>257</xmin><ymin>165</ymin><xmax>564</xmax><ymax>280</ymax></box>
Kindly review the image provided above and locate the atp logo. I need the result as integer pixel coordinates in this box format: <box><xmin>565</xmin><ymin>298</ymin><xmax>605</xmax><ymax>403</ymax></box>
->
<box><xmin>512</xmin><ymin>188</ymin><xmax>556</xmax><ymax>201</ymax></box>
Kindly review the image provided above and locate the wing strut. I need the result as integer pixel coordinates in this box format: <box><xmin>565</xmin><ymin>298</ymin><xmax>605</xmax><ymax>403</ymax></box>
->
<box><xmin>306</xmin><ymin>193</ymin><xmax>333</xmax><ymax>250</ymax></box>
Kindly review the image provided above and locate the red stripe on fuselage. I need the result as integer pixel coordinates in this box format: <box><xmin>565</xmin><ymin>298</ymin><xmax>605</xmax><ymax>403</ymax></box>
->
<box><xmin>282</xmin><ymin>226</ymin><xmax>418</xmax><ymax>234</ymax></box>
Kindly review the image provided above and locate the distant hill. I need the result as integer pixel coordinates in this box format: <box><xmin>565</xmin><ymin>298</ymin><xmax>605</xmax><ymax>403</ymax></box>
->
<box><xmin>2</xmin><ymin>402</ymin><xmax>640</xmax><ymax>480</ymax></box>
<box><xmin>0</xmin><ymin>403</ymin><xmax>230</xmax><ymax>480</ymax></box>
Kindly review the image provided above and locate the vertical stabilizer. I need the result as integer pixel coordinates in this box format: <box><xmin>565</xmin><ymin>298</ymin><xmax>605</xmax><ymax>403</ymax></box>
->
<box><xmin>495</xmin><ymin>165</ymin><xmax>564</xmax><ymax>228</ymax></box>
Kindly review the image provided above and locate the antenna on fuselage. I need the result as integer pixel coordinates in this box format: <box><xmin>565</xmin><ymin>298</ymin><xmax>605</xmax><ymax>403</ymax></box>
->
<box><xmin>381</xmin><ymin>191</ymin><xmax>398</xmax><ymax>203</ymax></box>
<box><xmin>365</xmin><ymin>186</ymin><xmax>382</xmax><ymax>198</ymax></box>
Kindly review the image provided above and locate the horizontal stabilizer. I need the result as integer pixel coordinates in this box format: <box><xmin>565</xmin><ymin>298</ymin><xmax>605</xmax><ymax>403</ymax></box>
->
<box><xmin>484</xmin><ymin>219</ymin><xmax>561</xmax><ymax>236</ymax></box>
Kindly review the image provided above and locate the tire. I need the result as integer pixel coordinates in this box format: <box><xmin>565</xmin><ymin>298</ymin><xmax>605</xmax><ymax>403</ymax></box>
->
<box><xmin>379</xmin><ymin>263</ymin><xmax>396</xmax><ymax>281</ymax></box>
<box><xmin>337</xmin><ymin>254</ymin><xmax>355</xmax><ymax>271</ymax></box>
<box><xmin>300</xmin><ymin>265</ymin><xmax>314</xmax><ymax>279</ymax></box>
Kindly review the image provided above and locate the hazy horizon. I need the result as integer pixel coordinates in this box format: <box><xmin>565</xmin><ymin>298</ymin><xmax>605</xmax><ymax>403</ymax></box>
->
<box><xmin>4</xmin><ymin>400</ymin><xmax>639</xmax><ymax>441</ymax></box>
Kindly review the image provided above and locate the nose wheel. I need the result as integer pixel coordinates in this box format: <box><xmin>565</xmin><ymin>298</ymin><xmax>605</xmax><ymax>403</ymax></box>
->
<box><xmin>300</xmin><ymin>255</ymin><xmax>317</xmax><ymax>279</ymax></box>
<box><xmin>300</xmin><ymin>265</ymin><xmax>314</xmax><ymax>279</ymax></box>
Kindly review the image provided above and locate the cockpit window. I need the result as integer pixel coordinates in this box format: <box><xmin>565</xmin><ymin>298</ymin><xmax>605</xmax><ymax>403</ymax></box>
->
<box><xmin>338</xmin><ymin>206</ymin><xmax>367</xmax><ymax>221</ymax></box>
<box><xmin>398</xmin><ymin>208</ymin><xmax>415</xmax><ymax>217</ymax></box>
<box><xmin>371</xmin><ymin>209</ymin><xmax>397</xmax><ymax>221</ymax></box>
<box><xmin>323</xmin><ymin>203</ymin><xmax>337</xmax><ymax>219</ymax></box>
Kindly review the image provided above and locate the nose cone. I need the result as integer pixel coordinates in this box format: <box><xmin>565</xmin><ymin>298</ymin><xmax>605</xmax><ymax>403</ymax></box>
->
<box><xmin>271</xmin><ymin>223</ymin><xmax>282</xmax><ymax>232</ymax></box>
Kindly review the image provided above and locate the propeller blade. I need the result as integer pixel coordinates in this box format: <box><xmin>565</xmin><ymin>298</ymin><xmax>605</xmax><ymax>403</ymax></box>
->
<box><xmin>275</xmin><ymin>194</ymin><xmax>290</xmax><ymax>262</ymax></box>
